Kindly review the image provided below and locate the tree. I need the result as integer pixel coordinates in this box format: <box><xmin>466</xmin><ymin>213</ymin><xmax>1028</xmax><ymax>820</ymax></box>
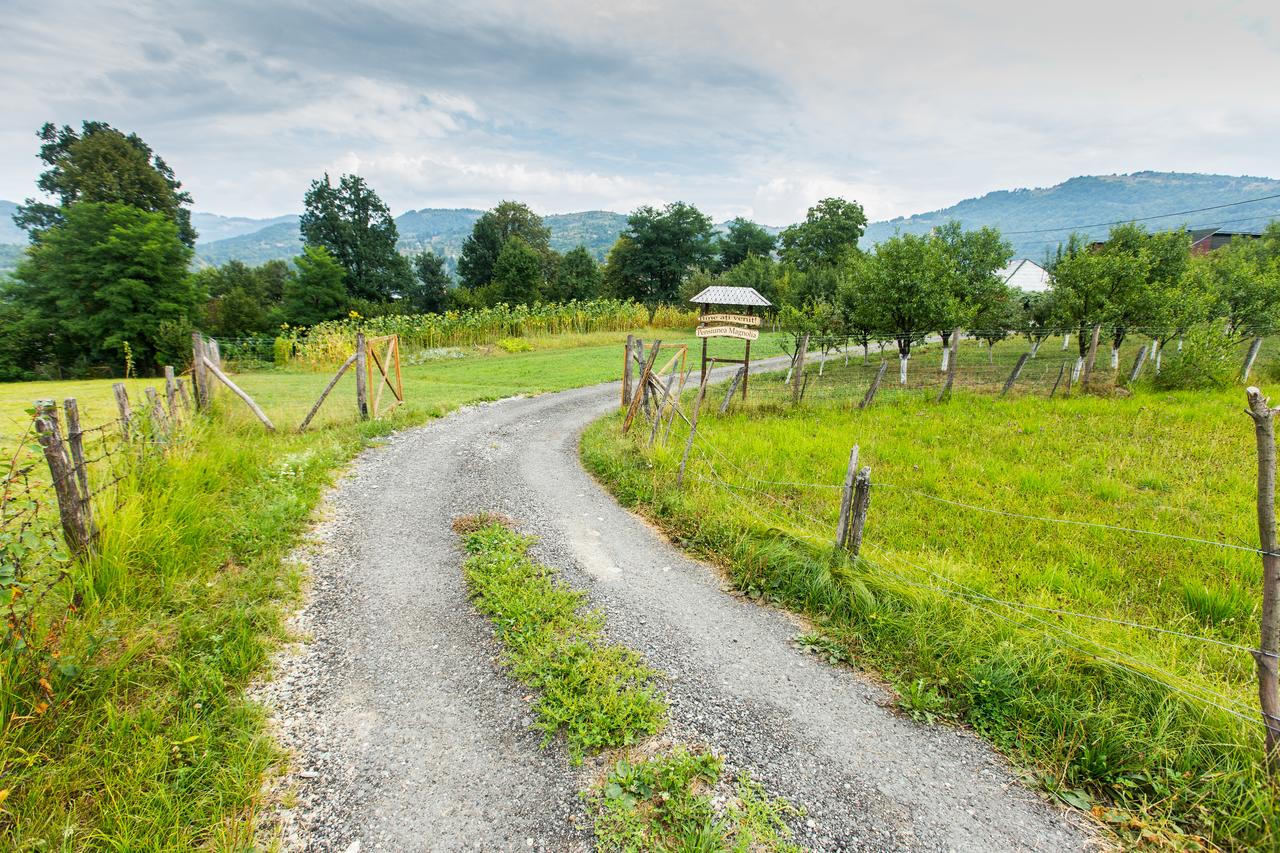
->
<box><xmin>932</xmin><ymin>222</ymin><xmax>1013</xmax><ymax>360</ymax></box>
<box><xmin>552</xmin><ymin>245</ymin><xmax>602</xmax><ymax>302</ymax></box>
<box><xmin>14</xmin><ymin>121</ymin><xmax>197</xmax><ymax>246</ymax></box>
<box><xmin>408</xmin><ymin>251</ymin><xmax>451</xmax><ymax>314</ymax></box>
<box><xmin>845</xmin><ymin>232</ymin><xmax>955</xmax><ymax>382</ymax></box>
<box><xmin>300</xmin><ymin>173</ymin><xmax>412</xmax><ymax>302</ymax></box>
<box><xmin>1048</xmin><ymin>234</ymin><xmax>1142</xmax><ymax>360</ymax></box>
<box><xmin>491</xmin><ymin>237</ymin><xmax>545</xmax><ymax>305</ymax></box>
<box><xmin>11</xmin><ymin>202</ymin><xmax>197</xmax><ymax>373</ymax></box>
<box><xmin>717</xmin><ymin>218</ymin><xmax>776</xmax><ymax>270</ymax></box>
<box><xmin>457</xmin><ymin>201</ymin><xmax>551</xmax><ymax>290</ymax></box>
<box><xmin>1100</xmin><ymin>223</ymin><xmax>1185</xmax><ymax>366</ymax></box>
<box><xmin>778</xmin><ymin>197</ymin><xmax>867</xmax><ymax>270</ymax></box>
<box><xmin>284</xmin><ymin>245</ymin><xmax>347</xmax><ymax>326</ymax></box>
<box><xmin>608</xmin><ymin>202</ymin><xmax>715</xmax><ymax>315</ymax></box>
<box><xmin>1016</xmin><ymin>289</ymin><xmax>1059</xmax><ymax>356</ymax></box>
<box><xmin>721</xmin><ymin>254</ymin><xmax>779</xmax><ymax>307</ymax></box>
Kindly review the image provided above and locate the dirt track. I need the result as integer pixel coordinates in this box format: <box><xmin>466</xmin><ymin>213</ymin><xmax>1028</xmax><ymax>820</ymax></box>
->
<box><xmin>259</xmin><ymin>367</ymin><xmax>1095</xmax><ymax>851</ymax></box>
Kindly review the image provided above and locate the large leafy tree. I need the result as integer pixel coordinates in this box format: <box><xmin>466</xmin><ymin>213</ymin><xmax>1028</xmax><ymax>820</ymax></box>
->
<box><xmin>551</xmin><ymin>245</ymin><xmax>602</xmax><ymax>302</ymax></box>
<box><xmin>408</xmin><ymin>251</ymin><xmax>451</xmax><ymax>314</ymax></box>
<box><xmin>11</xmin><ymin>202</ymin><xmax>197</xmax><ymax>372</ymax></box>
<box><xmin>717</xmin><ymin>217</ymin><xmax>776</xmax><ymax>270</ymax></box>
<box><xmin>457</xmin><ymin>201</ymin><xmax>551</xmax><ymax>289</ymax></box>
<box><xmin>300</xmin><ymin>173</ymin><xmax>412</xmax><ymax>302</ymax></box>
<box><xmin>1100</xmin><ymin>223</ymin><xmax>1186</xmax><ymax>364</ymax></box>
<box><xmin>778</xmin><ymin>197</ymin><xmax>867</xmax><ymax>270</ymax></box>
<box><xmin>607</xmin><ymin>202</ymin><xmax>715</xmax><ymax>314</ymax></box>
<box><xmin>15</xmin><ymin>121</ymin><xmax>197</xmax><ymax>247</ymax></box>
<box><xmin>284</xmin><ymin>245</ymin><xmax>348</xmax><ymax>326</ymax></box>
<box><xmin>491</xmin><ymin>237</ymin><xmax>546</xmax><ymax>305</ymax></box>
<box><xmin>721</xmin><ymin>254</ymin><xmax>779</xmax><ymax>306</ymax></box>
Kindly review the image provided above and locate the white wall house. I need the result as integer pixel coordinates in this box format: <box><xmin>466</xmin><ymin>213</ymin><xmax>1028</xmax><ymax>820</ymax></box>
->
<box><xmin>998</xmin><ymin>258</ymin><xmax>1051</xmax><ymax>292</ymax></box>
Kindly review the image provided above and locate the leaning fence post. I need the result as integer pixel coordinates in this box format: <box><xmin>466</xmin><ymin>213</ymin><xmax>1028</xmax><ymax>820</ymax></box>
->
<box><xmin>34</xmin><ymin>400</ymin><xmax>92</xmax><ymax>556</ymax></box>
<box><xmin>1001</xmin><ymin>352</ymin><xmax>1031</xmax><ymax>397</ymax></box>
<box><xmin>1127</xmin><ymin>345</ymin><xmax>1149</xmax><ymax>385</ymax></box>
<box><xmin>677</xmin><ymin>370</ymin><xmax>712</xmax><ymax>488</ymax></box>
<box><xmin>1049</xmin><ymin>362</ymin><xmax>1066</xmax><ymax>398</ymax></box>
<box><xmin>112</xmin><ymin>383</ymin><xmax>133</xmax><ymax>440</ymax></box>
<box><xmin>859</xmin><ymin>361</ymin><xmax>888</xmax><ymax>410</ymax></box>
<box><xmin>791</xmin><ymin>333</ymin><xmax>809</xmax><ymax>404</ymax></box>
<box><xmin>62</xmin><ymin>397</ymin><xmax>96</xmax><ymax>541</ymax></box>
<box><xmin>835</xmin><ymin>445</ymin><xmax>859</xmax><ymax>549</ymax></box>
<box><xmin>719</xmin><ymin>366</ymin><xmax>746</xmax><ymax>415</ymax></box>
<box><xmin>846</xmin><ymin>466</ymin><xmax>872</xmax><ymax>558</ymax></box>
<box><xmin>1243</xmin><ymin>337</ymin><xmax>1265</xmax><ymax>383</ymax></box>
<box><xmin>1081</xmin><ymin>323</ymin><xmax>1102</xmax><ymax>388</ymax></box>
<box><xmin>1246</xmin><ymin>386</ymin><xmax>1280</xmax><ymax>776</ymax></box>
<box><xmin>355</xmin><ymin>332</ymin><xmax>369</xmax><ymax>421</ymax></box>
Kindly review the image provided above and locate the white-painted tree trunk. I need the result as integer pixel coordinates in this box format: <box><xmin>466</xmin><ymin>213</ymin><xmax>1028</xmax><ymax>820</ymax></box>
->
<box><xmin>899</xmin><ymin>353</ymin><xmax>909</xmax><ymax>384</ymax></box>
<box><xmin>1062</xmin><ymin>333</ymin><xmax>1070</xmax><ymax>350</ymax></box>
<box><xmin>819</xmin><ymin>357</ymin><xmax>826</xmax><ymax>376</ymax></box>
<box><xmin>1110</xmin><ymin>346</ymin><xmax>1119</xmax><ymax>369</ymax></box>
<box><xmin>1154</xmin><ymin>342</ymin><xmax>1163</xmax><ymax>373</ymax></box>
<box><xmin>1177</xmin><ymin>337</ymin><xmax>1183</xmax><ymax>352</ymax></box>
<box><xmin>1030</xmin><ymin>339</ymin><xmax>1041</xmax><ymax>358</ymax></box>
<box><xmin>863</xmin><ymin>343</ymin><xmax>869</xmax><ymax>363</ymax></box>
<box><xmin>1071</xmin><ymin>356</ymin><xmax>1083</xmax><ymax>382</ymax></box>
<box><xmin>784</xmin><ymin>367</ymin><xmax>793</xmax><ymax>384</ymax></box>
<box><xmin>939</xmin><ymin>348</ymin><xmax>950</xmax><ymax>372</ymax></box>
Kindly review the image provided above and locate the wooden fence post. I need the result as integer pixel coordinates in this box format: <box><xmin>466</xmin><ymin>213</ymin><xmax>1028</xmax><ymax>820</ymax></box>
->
<box><xmin>355</xmin><ymin>333</ymin><xmax>368</xmax><ymax>421</ymax></box>
<box><xmin>835</xmin><ymin>445</ymin><xmax>859</xmax><ymax>549</ymax></box>
<box><xmin>1001</xmin><ymin>352</ymin><xmax>1031</xmax><ymax>397</ymax></box>
<box><xmin>62</xmin><ymin>397</ymin><xmax>96</xmax><ymax>542</ymax></box>
<box><xmin>33</xmin><ymin>400</ymin><xmax>93</xmax><ymax>556</ymax></box>
<box><xmin>145</xmin><ymin>387</ymin><xmax>170</xmax><ymax>438</ymax></box>
<box><xmin>112</xmin><ymin>382</ymin><xmax>133</xmax><ymax>440</ymax></box>
<box><xmin>662</xmin><ymin>367</ymin><xmax>693</xmax><ymax>444</ymax></box>
<box><xmin>1243</xmin><ymin>337</ymin><xmax>1265</xmax><ymax>383</ymax></box>
<box><xmin>176</xmin><ymin>378</ymin><xmax>191</xmax><ymax>414</ymax></box>
<box><xmin>202</xmin><ymin>356</ymin><xmax>276</xmax><ymax>431</ymax></box>
<box><xmin>791</xmin><ymin>333</ymin><xmax>809</xmax><ymax>404</ymax></box>
<box><xmin>1081</xmin><ymin>323</ymin><xmax>1102</xmax><ymax>388</ymax></box>
<box><xmin>299</xmin><ymin>352</ymin><xmax>358</xmax><ymax>433</ymax></box>
<box><xmin>1127</xmin><ymin>345</ymin><xmax>1149</xmax><ymax>385</ymax></box>
<box><xmin>191</xmin><ymin>332</ymin><xmax>208</xmax><ymax>410</ymax></box>
<box><xmin>622</xmin><ymin>341</ymin><xmax>662</xmax><ymax>434</ymax></box>
<box><xmin>1246</xmin><ymin>386</ymin><xmax>1280</xmax><ymax>776</ymax></box>
<box><xmin>622</xmin><ymin>335</ymin><xmax>635</xmax><ymax>409</ymax></box>
<box><xmin>719</xmin><ymin>366</ymin><xmax>746</xmax><ymax>414</ymax></box>
<box><xmin>677</xmin><ymin>370</ymin><xmax>712</xmax><ymax>488</ymax></box>
<box><xmin>648</xmin><ymin>369</ymin><xmax>679</xmax><ymax>447</ymax></box>
<box><xmin>859</xmin><ymin>361</ymin><xmax>888</xmax><ymax>410</ymax></box>
<box><xmin>846</xmin><ymin>467</ymin><xmax>872</xmax><ymax>558</ymax></box>
<box><xmin>1049</xmin><ymin>362</ymin><xmax>1066</xmax><ymax>398</ymax></box>
<box><xmin>164</xmin><ymin>365</ymin><xmax>179</xmax><ymax>421</ymax></box>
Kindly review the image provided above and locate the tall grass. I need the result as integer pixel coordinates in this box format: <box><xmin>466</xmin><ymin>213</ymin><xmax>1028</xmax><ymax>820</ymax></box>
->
<box><xmin>582</xmin><ymin>381</ymin><xmax>1280</xmax><ymax>849</ymax></box>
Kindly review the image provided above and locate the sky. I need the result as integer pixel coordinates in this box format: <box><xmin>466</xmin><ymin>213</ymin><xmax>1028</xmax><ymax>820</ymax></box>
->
<box><xmin>3</xmin><ymin>0</ymin><xmax>1279</xmax><ymax>225</ymax></box>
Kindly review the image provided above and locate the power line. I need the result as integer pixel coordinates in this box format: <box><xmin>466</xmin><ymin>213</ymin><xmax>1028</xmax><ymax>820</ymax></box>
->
<box><xmin>999</xmin><ymin>193</ymin><xmax>1280</xmax><ymax>236</ymax></box>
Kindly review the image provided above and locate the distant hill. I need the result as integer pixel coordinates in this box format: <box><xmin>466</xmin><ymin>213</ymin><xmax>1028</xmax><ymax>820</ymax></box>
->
<box><xmin>3</xmin><ymin>171</ymin><xmax>1279</xmax><ymax>275</ymax></box>
<box><xmin>863</xmin><ymin>172</ymin><xmax>1280</xmax><ymax>261</ymax></box>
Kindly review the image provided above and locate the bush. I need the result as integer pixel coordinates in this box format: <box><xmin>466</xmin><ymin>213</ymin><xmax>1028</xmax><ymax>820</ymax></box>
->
<box><xmin>495</xmin><ymin>337</ymin><xmax>533</xmax><ymax>353</ymax></box>
<box><xmin>1153</xmin><ymin>324</ymin><xmax>1237</xmax><ymax>391</ymax></box>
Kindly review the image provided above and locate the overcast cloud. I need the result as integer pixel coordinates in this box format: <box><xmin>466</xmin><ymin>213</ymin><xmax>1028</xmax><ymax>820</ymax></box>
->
<box><xmin>3</xmin><ymin>0</ymin><xmax>1278</xmax><ymax>224</ymax></box>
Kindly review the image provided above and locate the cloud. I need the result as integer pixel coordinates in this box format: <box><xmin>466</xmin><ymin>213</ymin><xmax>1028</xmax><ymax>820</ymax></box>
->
<box><xmin>1</xmin><ymin>0</ymin><xmax>1277</xmax><ymax>225</ymax></box>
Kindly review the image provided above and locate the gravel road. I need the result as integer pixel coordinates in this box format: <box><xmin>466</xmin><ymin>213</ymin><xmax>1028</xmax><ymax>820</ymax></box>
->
<box><xmin>258</xmin><ymin>364</ymin><xmax>1097</xmax><ymax>852</ymax></box>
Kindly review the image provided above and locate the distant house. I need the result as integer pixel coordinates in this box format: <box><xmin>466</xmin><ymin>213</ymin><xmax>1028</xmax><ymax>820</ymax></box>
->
<box><xmin>998</xmin><ymin>258</ymin><xmax>1050</xmax><ymax>292</ymax></box>
<box><xmin>1187</xmin><ymin>227</ymin><xmax>1264</xmax><ymax>255</ymax></box>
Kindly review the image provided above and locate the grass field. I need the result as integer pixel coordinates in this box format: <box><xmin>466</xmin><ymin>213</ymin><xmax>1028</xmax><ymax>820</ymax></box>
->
<box><xmin>0</xmin><ymin>325</ymin><xmax>794</xmax><ymax>850</ymax></box>
<box><xmin>582</xmin><ymin>341</ymin><xmax>1280</xmax><ymax>850</ymax></box>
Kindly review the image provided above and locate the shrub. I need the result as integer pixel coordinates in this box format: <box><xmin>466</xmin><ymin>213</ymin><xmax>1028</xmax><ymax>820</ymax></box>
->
<box><xmin>1153</xmin><ymin>324</ymin><xmax>1237</xmax><ymax>391</ymax></box>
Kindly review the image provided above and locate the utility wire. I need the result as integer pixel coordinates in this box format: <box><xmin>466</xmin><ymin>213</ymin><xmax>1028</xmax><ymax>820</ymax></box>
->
<box><xmin>999</xmin><ymin>193</ymin><xmax>1280</xmax><ymax>235</ymax></box>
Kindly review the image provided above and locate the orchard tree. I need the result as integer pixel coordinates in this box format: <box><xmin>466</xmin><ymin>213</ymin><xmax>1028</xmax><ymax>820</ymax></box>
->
<box><xmin>1016</xmin><ymin>289</ymin><xmax>1059</xmax><ymax>356</ymax></box>
<box><xmin>408</xmin><ymin>251</ymin><xmax>451</xmax><ymax>314</ymax></box>
<box><xmin>458</xmin><ymin>201</ymin><xmax>551</xmax><ymax>289</ymax></box>
<box><xmin>778</xmin><ymin>197</ymin><xmax>867</xmax><ymax>270</ymax></box>
<box><xmin>609</xmin><ymin>202</ymin><xmax>715</xmax><ymax>316</ymax></box>
<box><xmin>1048</xmin><ymin>234</ymin><xmax>1139</xmax><ymax>362</ymax></box>
<box><xmin>721</xmin><ymin>254</ymin><xmax>779</xmax><ymax>307</ymax></box>
<box><xmin>15</xmin><ymin>121</ymin><xmax>197</xmax><ymax>246</ymax></box>
<box><xmin>11</xmin><ymin>202</ymin><xmax>196</xmax><ymax>372</ymax></box>
<box><xmin>1101</xmin><ymin>224</ymin><xmax>1186</xmax><ymax>367</ymax></box>
<box><xmin>933</xmin><ymin>221</ymin><xmax>1013</xmax><ymax>370</ymax></box>
<box><xmin>301</xmin><ymin>173</ymin><xmax>412</xmax><ymax>302</ymax></box>
<box><xmin>491</xmin><ymin>237</ymin><xmax>545</xmax><ymax>304</ymax></box>
<box><xmin>552</xmin><ymin>245</ymin><xmax>602</xmax><ymax>302</ymax></box>
<box><xmin>717</xmin><ymin>217</ymin><xmax>776</xmax><ymax>270</ymax></box>
<box><xmin>284</xmin><ymin>245</ymin><xmax>347</xmax><ymax>326</ymax></box>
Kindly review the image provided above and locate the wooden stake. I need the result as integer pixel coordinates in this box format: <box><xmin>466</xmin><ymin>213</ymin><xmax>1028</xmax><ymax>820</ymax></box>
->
<box><xmin>847</xmin><ymin>466</ymin><xmax>872</xmax><ymax>558</ymax></box>
<box><xmin>622</xmin><ymin>335</ymin><xmax>635</xmax><ymax>409</ymax></box>
<box><xmin>1246</xmin><ymin>386</ymin><xmax>1280</xmax><ymax>775</ymax></box>
<box><xmin>648</xmin><ymin>369</ymin><xmax>679</xmax><ymax>447</ymax></box>
<box><xmin>34</xmin><ymin>400</ymin><xmax>92</xmax><ymax>556</ymax></box>
<box><xmin>835</xmin><ymin>445</ymin><xmax>859</xmax><ymax>549</ymax></box>
<box><xmin>623</xmin><ymin>341</ymin><xmax>662</xmax><ymax>434</ymax></box>
<box><xmin>1081</xmin><ymin>323</ymin><xmax>1102</xmax><ymax>388</ymax></box>
<box><xmin>299</xmin><ymin>352</ymin><xmax>358</xmax><ymax>432</ymax></box>
<box><xmin>1001</xmin><ymin>352</ymin><xmax>1031</xmax><ymax>397</ymax></box>
<box><xmin>176</xmin><ymin>378</ymin><xmax>191</xmax><ymax>415</ymax></box>
<box><xmin>791</xmin><ymin>333</ymin><xmax>809</xmax><ymax>403</ymax></box>
<box><xmin>662</xmin><ymin>366</ymin><xmax>693</xmax><ymax>444</ymax></box>
<box><xmin>191</xmin><ymin>332</ymin><xmax>209</xmax><ymax>410</ymax></box>
<box><xmin>1049</xmin><ymin>362</ymin><xmax>1066</xmax><ymax>398</ymax></box>
<box><xmin>62</xmin><ymin>397</ymin><xmax>96</xmax><ymax>541</ymax></box>
<box><xmin>1127</xmin><ymin>345</ymin><xmax>1149</xmax><ymax>385</ymax></box>
<box><xmin>164</xmin><ymin>365</ymin><xmax>179</xmax><ymax>421</ymax></box>
<box><xmin>202</xmin><ymin>356</ymin><xmax>276</xmax><ymax>431</ymax></box>
<box><xmin>145</xmin><ymin>387</ymin><xmax>170</xmax><ymax>438</ymax></box>
<box><xmin>112</xmin><ymin>383</ymin><xmax>133</xmax><ymax>440</ymax></box>
<box><xmin>677</xmin><ymin>369</ymin><xmax>712</xmax><ymax>487</ymax></box>
<box><xmin>859</xmin><ymin>361</ymin><xmax>888</xmax><ymax>410</ymax></box>
<box><xmin>719</xmin><ymin>366</ymin><xmax>746</xmax><ymax>414</ymax></box>
<box><xmin>355</xmin><ymin>332</ymin><xmax>368</xmax><ymax>421</ymax></box>
<box><xmin>1243</xmin><ymin>337</ymin><xmax>1265</xmax><ymax>383</ymax></box>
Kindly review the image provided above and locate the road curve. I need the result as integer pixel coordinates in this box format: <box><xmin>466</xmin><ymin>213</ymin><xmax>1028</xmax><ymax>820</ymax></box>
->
<box><xmin>259</xmin><ymin>367</ymin><xmax>1096</xmax><ymax>852</ymax></box>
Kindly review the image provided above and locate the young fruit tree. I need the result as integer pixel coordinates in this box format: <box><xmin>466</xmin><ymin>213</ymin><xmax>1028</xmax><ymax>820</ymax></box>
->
<box><xmin>932</xmin><ymin>221</ymin><xmax>1014</xmax><ymax>371</ymax></box>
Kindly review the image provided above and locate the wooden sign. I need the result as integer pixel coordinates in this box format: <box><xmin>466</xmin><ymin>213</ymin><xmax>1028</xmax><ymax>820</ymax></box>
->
<box><xmin>699</xmin><ymin>313</ymin><xmax>761</xmax><ymax>327</ymax></box>
<box><xmin>696</xmin><ymin>325</ymin><xmax>760</xmax><ymax>341</ymax></box>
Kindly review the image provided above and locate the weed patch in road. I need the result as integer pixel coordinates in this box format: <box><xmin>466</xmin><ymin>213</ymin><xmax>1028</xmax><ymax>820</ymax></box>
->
<box><xmin>458</xmin><ymin>520</ymin><xmax>665</xmax><ymax>762</ymax></box>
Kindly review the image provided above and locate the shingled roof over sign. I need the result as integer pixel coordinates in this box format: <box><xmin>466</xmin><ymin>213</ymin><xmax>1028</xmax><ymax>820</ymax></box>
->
<box><xmin>688</xmin><ymin>286</ymin><xmax>772</xmax><ymax>307</ymax></box>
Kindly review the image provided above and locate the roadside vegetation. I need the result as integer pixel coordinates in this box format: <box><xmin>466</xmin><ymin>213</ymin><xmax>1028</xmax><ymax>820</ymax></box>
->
<box><xmin>582</xmin><ymin>349</ymin><xmax>1280</xmax><ymax>850</ymax></box>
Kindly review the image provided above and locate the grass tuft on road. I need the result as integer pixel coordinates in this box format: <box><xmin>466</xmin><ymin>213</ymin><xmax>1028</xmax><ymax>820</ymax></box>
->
<box><xmin>457</xmin><ymin>520</ymin><xmax>666</xmax><ymax>762</ymax></box>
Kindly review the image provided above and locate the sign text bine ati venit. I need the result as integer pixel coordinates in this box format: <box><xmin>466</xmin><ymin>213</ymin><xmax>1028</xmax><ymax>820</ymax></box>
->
<box><xmin>695</xmin><ymin>325</ymin><xmax>760</xmax><ymax>341</ymax></box>
<box><xmin>699</xmin><ymin>313</ymin><xmax>761</xmax><ymax>327</ymax></box>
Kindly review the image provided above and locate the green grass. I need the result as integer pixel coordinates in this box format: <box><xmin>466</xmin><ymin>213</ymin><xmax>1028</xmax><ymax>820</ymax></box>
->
<box><xmin>457</xmin><ymin>520</ymin><xmax>666</xmax><ymax>762</ymax></box>
<box><xmin>581</xmin><ymin>367</ymin><xmax>1280</xmax><ymax>850</ymax></box>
